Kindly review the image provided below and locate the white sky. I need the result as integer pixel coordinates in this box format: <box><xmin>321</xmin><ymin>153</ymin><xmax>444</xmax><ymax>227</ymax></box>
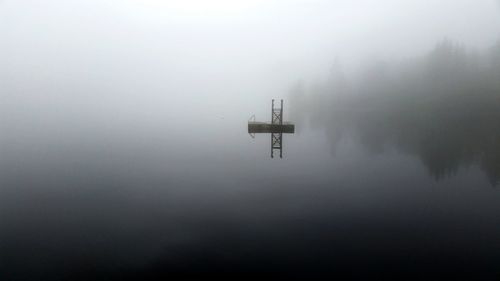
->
<box><xmin>0</xmin><ymin>0</ymin><xmax>499</xmax><ymax>126</ymax></box>
<box><xmin>2</xmin><ymin>0</ymin><xmax>499</xmax><ymax>70</ymax></box>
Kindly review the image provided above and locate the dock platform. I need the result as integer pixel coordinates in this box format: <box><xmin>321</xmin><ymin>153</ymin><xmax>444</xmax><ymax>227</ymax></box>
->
<box><xmin>248</xmin><ymin>122</ymin><xmax>295</xmax><ymax>134</ymax></box>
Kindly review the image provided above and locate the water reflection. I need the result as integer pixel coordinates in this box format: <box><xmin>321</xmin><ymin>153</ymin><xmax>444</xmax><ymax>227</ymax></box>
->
<box><xmin>291</xmin><ymin>40</ymin><xmax>500</xmax><ymax>184</ymax></box>
<box><xmin>3</xmin><ymin>39</ymin><xmax>500</xmax><ymax>280</ymax></box>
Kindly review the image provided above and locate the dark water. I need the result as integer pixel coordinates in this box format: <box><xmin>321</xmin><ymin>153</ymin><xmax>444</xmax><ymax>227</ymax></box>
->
<box><xmin>2</xmin><ymin>94</ymin><xmax>500</xmax><ymax>280</ymax></box>
<box><xmin>2</xmin><ymin>2</ymin><xmax>500</xmax><ymax>279</ymax></box>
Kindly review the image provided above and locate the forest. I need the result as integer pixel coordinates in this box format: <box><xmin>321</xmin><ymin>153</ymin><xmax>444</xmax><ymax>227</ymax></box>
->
<box><xmin>291</xmin><ymin>40</ymin><xmax>500</xmax><ymax>184</ymax></box>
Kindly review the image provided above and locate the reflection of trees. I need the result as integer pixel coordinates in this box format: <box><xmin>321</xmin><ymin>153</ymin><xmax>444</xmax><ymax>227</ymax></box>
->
<box><xmin>292</xmin><ymin>40</ymin><xmax>500</xmax><ymax>184</ymax></box>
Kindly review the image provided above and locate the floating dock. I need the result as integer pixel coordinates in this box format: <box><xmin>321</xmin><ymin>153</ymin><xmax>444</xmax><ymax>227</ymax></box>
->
<box><xmin>248</xmin><ymin>99</ymin><xmax>295</xmax><ymax>158</ymax></box>
<box><xmin>248</xmin><ymin>122</ymin><xmax>295</xmax><ymax>134</ymax></box>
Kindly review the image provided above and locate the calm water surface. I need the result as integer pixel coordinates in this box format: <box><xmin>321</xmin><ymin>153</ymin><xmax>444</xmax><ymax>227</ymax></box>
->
<box><xmin>1</xmin><ymin>97</ymin><xmax>500</xmax><ymax>280</ymax></box>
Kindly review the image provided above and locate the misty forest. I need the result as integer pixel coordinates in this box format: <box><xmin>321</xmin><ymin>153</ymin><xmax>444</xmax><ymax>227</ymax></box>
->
<box><xmin>2</xmin><ymin>1</ymin><xmax>500</xmax><ymax>280</ymax></box>
<box><xmin>291</xmin><ymin>40</ymin><xmax>500</xmax><ymax>184</ymax></box>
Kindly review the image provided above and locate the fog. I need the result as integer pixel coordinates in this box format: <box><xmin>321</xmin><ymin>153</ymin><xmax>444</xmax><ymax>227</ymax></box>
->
<box><xmin>291</xmin><ymin>39</ymin><xmax>500</xmax><ymax>183</ymax></box>
<box><xmin>1</xmin><ymin>0</ymin><xmax>499</xmax><ymax>161</ymax></box>
<box><xmin>2</xmin><ymin>1</ymin><xmax>500</xmax><ymax>280</ymax></box>
<box><xmin>2</xmin><ymin>0</ymin><xmax>499</xmax><ymax>122</ymax></box>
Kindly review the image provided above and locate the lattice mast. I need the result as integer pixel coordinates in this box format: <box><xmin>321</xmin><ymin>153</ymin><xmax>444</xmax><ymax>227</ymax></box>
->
<box><xmin>271</xmin><ymin>99</ymin><xmax>283</xmax><ymax>158</ymax></box>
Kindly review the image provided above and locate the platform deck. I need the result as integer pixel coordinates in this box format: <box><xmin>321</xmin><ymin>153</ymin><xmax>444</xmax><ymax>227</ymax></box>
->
<box><xmin>248</xmin><ymin>122</ymin><xmax>295</xmax><ymax>134</ymax></box>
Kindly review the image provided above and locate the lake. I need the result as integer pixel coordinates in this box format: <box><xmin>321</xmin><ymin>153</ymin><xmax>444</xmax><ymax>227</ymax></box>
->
<box><xmin>2</xmin><ymin>91</ymin><xmax>500</xmax><ymax>280</ymax></box>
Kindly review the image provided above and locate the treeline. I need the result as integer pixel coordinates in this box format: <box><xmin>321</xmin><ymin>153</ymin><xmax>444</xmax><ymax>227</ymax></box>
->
<box><xmin>291</xmin><ymin>40</ymin><xmax>500</xmax><ymax>184</ymax></box>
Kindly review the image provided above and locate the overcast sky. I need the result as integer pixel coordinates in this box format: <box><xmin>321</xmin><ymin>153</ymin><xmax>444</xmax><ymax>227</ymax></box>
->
<box><xmin>2</xmin><ymin>1</ymin><xmax>499</xmax><ymax>67</ymax></box>
<box><xmin>1</xmin><ymin>0</ymin><xmax>499</xmax><ymax>133</ymax></box>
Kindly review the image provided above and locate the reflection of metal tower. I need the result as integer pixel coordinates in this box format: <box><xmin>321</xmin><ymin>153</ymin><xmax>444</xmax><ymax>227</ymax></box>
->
<box><xmin>248</xmin><ymin>99</ymin><xmax>295</xmax><ymax>158</ymax></box>
<box><xmin>271</xmin><ymin>99</ymin><xmax>283</xmax><ymax>158</ymax></box>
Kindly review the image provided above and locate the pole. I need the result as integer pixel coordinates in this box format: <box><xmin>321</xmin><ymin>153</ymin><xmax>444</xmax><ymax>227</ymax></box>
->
<box><xmin>271</xmin><ymin>99</ymin><xmax>274</xmax><ymax>124</ymax></box>
<box><xmin>280</xmin><ymin>99</ymin><xmax>283</xmax><ymax>125</ymax></box>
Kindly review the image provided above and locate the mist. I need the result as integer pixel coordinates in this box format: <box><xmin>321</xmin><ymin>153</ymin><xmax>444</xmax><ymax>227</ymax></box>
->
<box><xmin>2</xmin><ymin>1</ymin><xmax>500</xmax><ymax>280</ymax></box>
<box><xmin>290</xmin><ymin>39</ymin><xmax>500</xmax><ymax>183</ymax></box>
